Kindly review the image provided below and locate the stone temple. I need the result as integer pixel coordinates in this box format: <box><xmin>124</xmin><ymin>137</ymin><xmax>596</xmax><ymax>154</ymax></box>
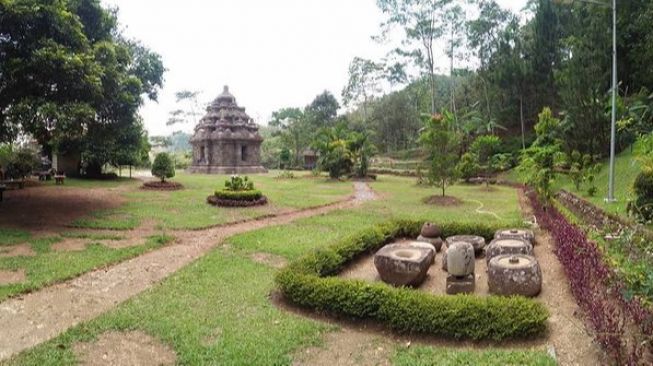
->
<box><xmin>189</xmin><ymin>86</ymin><xmax>267</xmax><ymax>174</ymax></box>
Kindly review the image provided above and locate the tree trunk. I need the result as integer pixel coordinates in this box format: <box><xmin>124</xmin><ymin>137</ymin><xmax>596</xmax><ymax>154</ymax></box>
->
<box><xmin>129</xmin><ymin>165</ymin><xmax>132</xmax><ymax>178</ymax></box>
<box><xmin>520</xmin><ymin>96</ymin><xmax>526</xmax><ymax>151</ymax></box>
<box><xmin>450</xmin><ymin>36</ymin><xmax>458</xmax><ymax>128</ymax></box>
<box><xmin>430</xmin><ymin>71</ymin><xmax>436</xmax><ymax>114</ymax></box>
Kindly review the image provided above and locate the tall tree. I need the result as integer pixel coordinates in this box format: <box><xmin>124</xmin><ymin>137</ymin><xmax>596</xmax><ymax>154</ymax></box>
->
<box><xmin>376</xmin><ymin>0</ymin><xmax>452</xmax><ymax>114</ymax></box>
<box><xmin>443</xmin><ymin>3</ymin><xmax>465</xmax><ymax>124</ymax></box>
<box><xmin>0</xmin><ymin>0</ymin><xmax>164</xmax><ymax>176</ymax></box>
<box><xmin>556</xmin><ymin>2</ymin><xmax>612</xmax><ymax>155</ymax></box>
<box><xmin>167</xmin><ymin>90</ymin><xmax>203</xmax><ymax>126</ymax></box>
<box><xmin>531</xmin><ymin>0</ymin><xmax>561</xmax><ymax>111</ymax></box>
<box><xmin>419</xmin><ymin>111</ymin><xmax>461</xmax><ymax>196</ymax></box>
<box><xmin>466</xmin><ymin>0</ymin><xmax>513</xmax><ymax>121</ymax></box>
<box><xmin>269</xmin><ymin>107</ymin><xmax>310</xmax><ymax>167</ymax></box>
<box><xmin>342</xmin><ymin>57</ymin><xmax>383</xmax><ymax>121</ymax></box>
<box><xmin>305</xmin><ymin>91</ymin><xmax>339</xmax><ymax>128</ymax></box>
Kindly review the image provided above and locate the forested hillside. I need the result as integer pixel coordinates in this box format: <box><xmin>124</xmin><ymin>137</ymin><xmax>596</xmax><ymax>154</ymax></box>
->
<box><xmin>263</xmin><ymin>0</ymin><xmax>653</xmax><ymax>168</ymax></box>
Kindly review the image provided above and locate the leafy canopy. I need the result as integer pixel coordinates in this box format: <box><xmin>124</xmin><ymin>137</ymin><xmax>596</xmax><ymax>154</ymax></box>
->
<box><xmin>419</xmin><ymin>111</ymin><xmax>461</xmax><ymax>196</ymax></box>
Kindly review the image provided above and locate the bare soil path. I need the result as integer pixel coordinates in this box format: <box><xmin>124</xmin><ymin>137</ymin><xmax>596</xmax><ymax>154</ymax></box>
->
<box><xmin>0</xmin><ymin>184</ymin><xmax>129</xmax><ymax>234</ymax></box>
<box><xmin>0</xmin><ymin>182</ymin><xmax>376</xmax><ymax>361</ymax></box>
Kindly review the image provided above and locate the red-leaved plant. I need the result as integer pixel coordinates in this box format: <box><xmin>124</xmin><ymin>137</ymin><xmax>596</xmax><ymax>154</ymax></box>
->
<box><xmin>527</xmin><ymin>189</ymin><xmax>650</xmax><ymax>364</ymax></box>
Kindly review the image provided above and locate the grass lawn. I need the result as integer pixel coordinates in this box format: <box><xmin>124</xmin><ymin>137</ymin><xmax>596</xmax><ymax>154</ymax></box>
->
<box><xmin>392</xmin><ymin>346</ymin><xmax>555</xmax><ymax>366</ymax></box>
<box><xmin>555</xmin><ymin>149</ymin><xmax>639</xmax><ymax>217</ymax></box>
<box><xmin>506</xmin><ymin>148</ymin><xmax>639</xmax><ymax>219</ymax></box>
<box><xmin>367</xmin><ymin>176</ymin><xmax>523</xmax><ymax>224</ymax></box>
<box><xmin>72</xmin><ymin>171</ymin><xmax>353</xmax><ymax>230</ymax></box>
<box><xmin>0</xmin><ymin>228</ymin><xmax>31</xmax><ymax>246</ymax></box>
<box><xmin>5</xmin><ymin>175</ymin><xmax>552</xmax><ymax>365</ymax></box>
<box><xmin>0</xmin><ymin>234</ymin><xmax>172</xmax><ymax>301</ymax></box>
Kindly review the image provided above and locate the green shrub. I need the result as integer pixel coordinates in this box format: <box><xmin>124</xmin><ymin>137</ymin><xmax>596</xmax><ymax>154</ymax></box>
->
<box><xmin>456</xmin><ymin>153</ymin><xmax>480</xmax><ymax>182</ymax></box>
<box><xmin>214</xmin><ymin>189</ymin><xmax>263</xmax><ymax>201</ymax></box>
<box><xmin>5</xmin><ymin>147</ymin><xmax>39</xmax><ymax>179</ymax></box>
<box><xmin>276</xmin><ymin>219</ymin><xmax>547</xmax><ymax>341</ymax></box>
<box><xmin>224</xmin><ymin>175</ymin><xmax>255</xmax><ymax>191</ymax></box>
<box><xmin>151</xmin><ymin>153</ymin><xmax>175</xmax><ymax>182</ymax></box>
<box><xmin>629</xmin><ymin>170</ymin><xmax>653</xmax><ymax>221</ymax></box>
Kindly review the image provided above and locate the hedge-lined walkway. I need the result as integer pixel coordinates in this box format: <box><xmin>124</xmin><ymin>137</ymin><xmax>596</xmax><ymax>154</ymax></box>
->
<box><xmin>0</xmin><ymin>182</ymin><xmax>376</xmax><ymax>361</ymax></box>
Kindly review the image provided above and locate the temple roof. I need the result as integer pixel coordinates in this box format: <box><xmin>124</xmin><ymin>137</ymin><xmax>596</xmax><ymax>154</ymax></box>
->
<box><xmin>215</xmin><ymin>85</ymin><xmax>236</xmax><ymax>104</ymax></box>
<box><xmin>191</xmin><ymin>86</ymin><xmax>263</xmax><ymax>143</ymax></box>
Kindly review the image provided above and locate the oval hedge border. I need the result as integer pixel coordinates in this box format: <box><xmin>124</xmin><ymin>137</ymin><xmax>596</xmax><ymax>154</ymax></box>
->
<box><xmin>275</xmin><ymin>219</ymin><xmax>548</xmax><ymax>341</ymax></box>
<box><xmin>207</xmin><ymin>189</ymin><xmax>268</xmax><ymax>207</ymax></box>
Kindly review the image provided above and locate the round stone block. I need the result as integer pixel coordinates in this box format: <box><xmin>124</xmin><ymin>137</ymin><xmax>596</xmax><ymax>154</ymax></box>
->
<box><xmin>416</xmin><ymin>235</ymin><xmax>444</xmax><ymax>251</ymax></box>
<box><xmin>374</xmin><ymin>244</ymin><xmax>434</xmax><ymax>287</ymax></box>
<box><xmin>446</xmin><ymin>242</ymin><xmax>475</xmax><ymax>277</ymax></box>
<box><xmin>420</xmin><ymin>222</ymin><xmax>442</xmax><ymax>238</ymax></box>
<box><xmin>488</xmin><ymin>254</ymin><xmax>542</xmax><ymax>297</ymax></box>
<box><xmin>485</xmin><ymin>238</ymin><xmax>533</xmax><ymax>264</ymax></box>
<box><xmin>494</xmin><ymin>228</ymin><xmax>535</xmax><ymax>244</ymax></box>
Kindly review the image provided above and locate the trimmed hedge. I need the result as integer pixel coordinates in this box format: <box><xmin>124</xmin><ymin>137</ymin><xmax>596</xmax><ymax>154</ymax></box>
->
<box><xmin>214</xmin><ymin>189</ymin><xmax>263</xmax><ymax>201</ymax></box>
<box><xmin>276</xmin><ymin>219</ymin><xmax>548</xmax><ymax>341</ymax></box>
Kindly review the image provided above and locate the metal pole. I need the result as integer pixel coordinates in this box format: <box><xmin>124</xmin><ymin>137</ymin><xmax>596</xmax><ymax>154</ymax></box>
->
<box><xmin>606</xmin><ymin>0</ymin><xmax>617</xmax><ymax>202</ymax></box>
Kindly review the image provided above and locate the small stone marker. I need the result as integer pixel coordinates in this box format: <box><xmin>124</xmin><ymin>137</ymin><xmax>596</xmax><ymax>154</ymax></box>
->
<box><xmin>446</xmin><ymin>274</ymin><xmax>475</xmax><ymax>294</ymax></box>
<box><xmin>445</xmin><ymin>242</ymin><xmax>475</xmax><ymax>294</ymax></box>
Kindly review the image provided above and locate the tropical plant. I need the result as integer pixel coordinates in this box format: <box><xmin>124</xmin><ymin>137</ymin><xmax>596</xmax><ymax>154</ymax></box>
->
<box><xmin>313</xmin><ymin>124</ymin><xmax>354</xmax><ymax>179</ymax></box>
<box><xmin>470</xmin><ymin>135</ymin><xmax>501</xmax><ymax>186</ymax></box>
<box><xmin>456</xmin><ymin>152</ymin><xmax>480</xmax><ymax>183</ymax></box>
<box><xmin>224</xmin><ymin>175</ymin><xmax>255</xmax><ymax>191</ymax></box>
<box><xmin>348</xmin><ymin>131</ymin><xmax>376</xmax><ymax>178</ymax></box>
<box><xmin>518</xmin><ymin>108</ymin><xmax>563</xmax><ymax>203</ymax></box>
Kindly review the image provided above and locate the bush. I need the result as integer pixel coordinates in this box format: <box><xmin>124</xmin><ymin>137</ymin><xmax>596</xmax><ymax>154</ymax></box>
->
<box><xmin>276</xmin><ymin>171</ymin><xmax>296</xmax><ymax>179</ymax></box>
<box><xmin>629</xmin><ymin>170</ymin><xmax>653</xmax><ymax>221</ymax></box>
<box><xmin>151</xmin><ymin>153</ymin><xmax>175</xmax><ymax>182</ymax></box>
<box><xmin>5</xmin><ymin>148</ymin><xmax>39</xmax><ymax>179</ymax></box>
<box><xmin>224</xmin><ymin>175</ymin><xmax>254</xmax><ymax>191</ymax></box>
<box><xmin>276</xmin><ymin>219</ymin><xmax>548</xmax><ymax>341</ymax></box>
<box><xmin>456</xmin><ymin>153</ymin><xmax>480</xmax><ymax>182</ymax></box>
<box><xmin>214</xmin><ymin>189</ymin><xmax>263</xmax><ymax>201</ymax></box>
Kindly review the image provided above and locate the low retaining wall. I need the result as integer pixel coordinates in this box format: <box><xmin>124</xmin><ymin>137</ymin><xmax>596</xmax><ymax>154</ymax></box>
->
<box><xmin>555</xmin><ymin>190</ymin><xmax>626</xmax><ymax>232</ymax></box>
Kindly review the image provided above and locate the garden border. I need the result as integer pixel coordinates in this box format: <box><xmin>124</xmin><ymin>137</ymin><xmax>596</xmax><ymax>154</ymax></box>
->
<box><xmin>275</xmin><ymin>219</ymin><xmax>548</xmax><ymax>341</ymax></box>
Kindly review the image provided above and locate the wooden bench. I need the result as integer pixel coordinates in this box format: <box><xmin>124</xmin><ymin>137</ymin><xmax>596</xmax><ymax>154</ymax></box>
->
<box><xmin>54</xmin><ymin>175</ymin><xmax>65</xmax><ymax>185</ymax></box>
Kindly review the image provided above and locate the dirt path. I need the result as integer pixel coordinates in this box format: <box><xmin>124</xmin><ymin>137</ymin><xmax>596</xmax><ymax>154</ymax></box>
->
<box><xmin>0</xmin><ymin>183</ymin><xmax>132</xmax><ymax>237</ymax></box>
<box><xmin>0</xmin><ymin>182</ymin><xmax>376</xmax><ymax>361</ymax></box>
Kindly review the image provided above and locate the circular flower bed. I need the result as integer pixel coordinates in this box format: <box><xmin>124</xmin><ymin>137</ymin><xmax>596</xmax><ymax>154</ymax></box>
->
<box><xmin>207</xmin><ymin>189</ymin><xmax>268</xmax><ymax>207</ymax></box>
<box><xmin>141</xmin><ymin>181</ymin><xmax>184</xmax><ymax>191</ymax></box>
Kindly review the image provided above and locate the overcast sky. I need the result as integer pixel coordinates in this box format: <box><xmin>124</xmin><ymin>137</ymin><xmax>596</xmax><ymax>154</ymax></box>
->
<box><xmin>101</xmin><ymin>0</ymin><xmax>527</xmax><ymax>136</ymax></box>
